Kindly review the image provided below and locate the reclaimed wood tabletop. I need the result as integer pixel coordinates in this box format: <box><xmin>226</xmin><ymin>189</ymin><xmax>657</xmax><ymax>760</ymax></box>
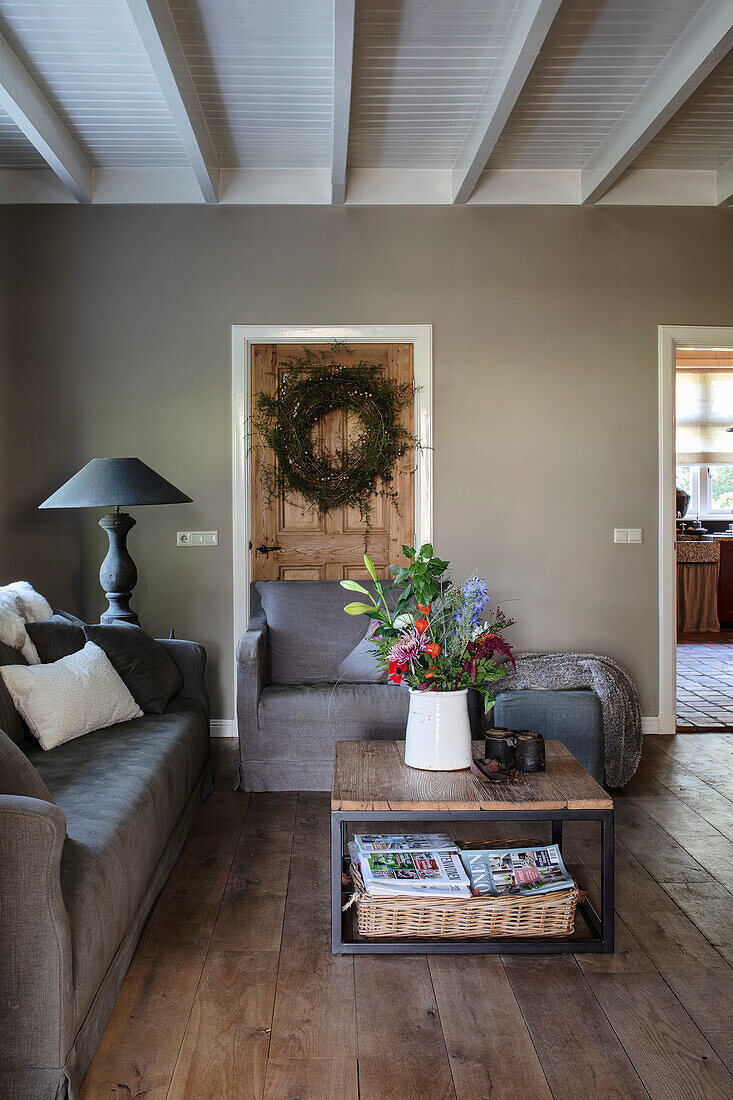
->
<box><xmin>331</xmin><ymin>740</ymin><xmax>613</xmax><ymax>812</ymax></box>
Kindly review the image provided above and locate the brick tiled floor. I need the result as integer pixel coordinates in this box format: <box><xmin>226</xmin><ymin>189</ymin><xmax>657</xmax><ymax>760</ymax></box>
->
<box><xmin>677</xmin><ymin>633</ymin><xmax>733</xmax><ymax>730</ymax></box>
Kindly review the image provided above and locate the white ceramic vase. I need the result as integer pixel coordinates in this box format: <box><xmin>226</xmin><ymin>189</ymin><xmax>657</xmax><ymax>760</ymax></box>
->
<box><xmin>404</xmin><ymin>688</ymin><xmax>472</xmax><ymax>771</ymax></box>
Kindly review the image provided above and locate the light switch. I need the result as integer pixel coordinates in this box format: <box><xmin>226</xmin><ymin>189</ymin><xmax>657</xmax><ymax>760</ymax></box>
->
<box><xmin>614</xmin><ymin>528</ymin><xmax>629</xmax><ymax>543</ymax></box>
<box><xmin>628</xmin><ymin>528</ymin><xmax>643</xmax><ymax>543</ymax></box>
<box><xmin>189</xmin><ymin>531</ymin><xmax>204</xmax><ymax>546</ymax></box>
<box><xmin>204</xmin><ymin>531</ymin><xmax>219</xmax><ymax>546</ymax></box>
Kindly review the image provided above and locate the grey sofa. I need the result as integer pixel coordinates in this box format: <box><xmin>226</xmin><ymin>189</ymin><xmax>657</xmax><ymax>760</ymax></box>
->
<box><xmin>0</xmin><ymin>638</ymin><xmax>210</xmax><ymax>1100</ymax></box>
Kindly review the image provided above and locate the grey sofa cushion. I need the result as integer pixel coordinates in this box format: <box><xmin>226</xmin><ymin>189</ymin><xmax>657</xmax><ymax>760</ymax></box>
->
<box><xmin>84</xmin><ymin>622</ymin><xmax>184</xmax><ymax>714</ymax></box>
<box><xmin>27</xmin><ymin>698</ymin><xmax>208</xmax><ymax>1024</ymax></box>
<box><xmin>0</xmin><ymin>729</ymin><xmax>55</xmax><ymax>802</ymax></box>
<box><xmin>492</xmin><ymin>689</ymin><xmax>604</xmax><ymax>784</ymax></box>
<box><xmin>336</xmin><ymin>631</ymin><xmax>387</xmax><ymax>683</ymax></box>
<box><xmin>254</xmin><ymin>580</ymin><xmax>376</xmax><ymax>683</ymax></box>
<box><xmin>26</xmin><ymin>614</ymin><xmax>86</xmax><ymax>662</ymax></box>
<box><xmin>0</xmin><ymin>641</ymin><xmax>29</xmax><ymax>745</ymax></box>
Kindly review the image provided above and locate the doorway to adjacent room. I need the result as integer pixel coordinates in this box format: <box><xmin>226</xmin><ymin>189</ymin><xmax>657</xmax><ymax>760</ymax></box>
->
<box><xmin>664</xmin><ymin>337</ymin><xmax>733</xmax><ymax>731</ymax></box>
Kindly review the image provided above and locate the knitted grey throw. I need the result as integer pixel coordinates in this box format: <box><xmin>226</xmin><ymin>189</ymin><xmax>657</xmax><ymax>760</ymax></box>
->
<box><xmin>489</xmin><ymin>652</ymin><xmax>642</xmax><ymax>788</ymax></box>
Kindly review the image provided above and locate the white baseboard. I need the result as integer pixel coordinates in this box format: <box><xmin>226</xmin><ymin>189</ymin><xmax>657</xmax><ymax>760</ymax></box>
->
<box><xmin>644</xmin><ymin>713</ymin><xmax>679</xmax><ymax>735</ymax></box>
<box><xmin>210</xmin><ymin>719</ymin><xmax>235</xmax><ymax>738</ymax></box>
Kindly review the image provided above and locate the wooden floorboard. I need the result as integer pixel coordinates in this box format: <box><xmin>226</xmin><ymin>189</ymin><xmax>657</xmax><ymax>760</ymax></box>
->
<box><xmin>80</xmin><ymin>736</ymin><xmax>733</xmax><ymax>1099</ymax></box>
<box><xmin>503</xmin><ymin>955</ymin><xmax>649</xmax><ymax>1100</ymax></box>
<box><xmin>428</xmin><ymin>955</ymin><xmax>552</xmax><ymax>1099</ymax></box>
<box><xmin>264</xmin><ymin>793</ymin><xmax>358</xmax><ymax>1097</ymax></box>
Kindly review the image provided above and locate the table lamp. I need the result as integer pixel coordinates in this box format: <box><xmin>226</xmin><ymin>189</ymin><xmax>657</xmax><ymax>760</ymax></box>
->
<box><xmin>39</xmin><ymin>457</ymin><xmax>192</xmax><ymax>625</ymax></box>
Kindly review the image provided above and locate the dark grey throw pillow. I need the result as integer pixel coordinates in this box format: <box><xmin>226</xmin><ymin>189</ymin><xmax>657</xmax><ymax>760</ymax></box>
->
<box><xmin>26</xmin><ymin>614</ymin><xmax>86</xmax><ymax>663</ymax></box>
<box><xmin>83</xmin><ymin>622</ymin><xmax>183</xmax><ymax>714</ymax></box>
<box><xmin>0</xmin><ymin>729</ymin><xmax>55</xmax><ymax>803</ymax></box>
<box><xmin>0</xmin><ymin>641</ymin><xmax>30</xmax><ymax>745</ymax></box>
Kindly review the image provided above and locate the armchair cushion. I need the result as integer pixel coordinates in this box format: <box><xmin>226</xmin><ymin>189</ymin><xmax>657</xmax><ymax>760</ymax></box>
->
<box><xmin>258</xmin><ymin>681</ymin><xmax>409</xmax><ymax>749</ymax></box>
<box><xmin>254</xmin><ymin>579</ymin><xmax>374</xmax><ymax>683</ymax></box>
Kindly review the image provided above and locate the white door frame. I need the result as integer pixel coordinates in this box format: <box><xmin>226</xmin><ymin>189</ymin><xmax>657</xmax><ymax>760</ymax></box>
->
<box><xmin>231</xmin><ymin>323</ymin><xmax>434</xmax><ymax>697</ymax></box>
<box><xmin>658</xmin><ymin>324</ymin><xmax>733</xmax><ymax>734</ymax></box>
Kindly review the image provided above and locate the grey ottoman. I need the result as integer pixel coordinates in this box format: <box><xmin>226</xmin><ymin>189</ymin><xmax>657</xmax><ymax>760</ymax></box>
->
<box><xmin>491</xmin><ymin>689</ymin><xmax>605</xmax><ymax>784</ymax></box>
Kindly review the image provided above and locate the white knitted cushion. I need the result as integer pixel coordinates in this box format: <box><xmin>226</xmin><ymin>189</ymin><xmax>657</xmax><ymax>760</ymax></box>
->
<box><xmin>0</xmin><ymin>641</ymin><xmax>143</xmax><ymax>750</ymax></box>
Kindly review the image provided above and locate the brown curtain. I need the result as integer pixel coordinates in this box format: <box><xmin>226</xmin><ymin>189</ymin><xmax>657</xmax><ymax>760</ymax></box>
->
<box><xmin>677</xmin><ymin>562</ymin><xmax>720</xmax><ymax>632</ymax></box>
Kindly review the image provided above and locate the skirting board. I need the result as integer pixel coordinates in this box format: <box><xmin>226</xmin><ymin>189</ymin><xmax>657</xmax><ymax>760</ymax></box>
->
<box><xmin>211</xmin><ymin>719</ymin><xmax>235</xmax><ymax>738</ymax></box>
<box><xmin>211</xmin><ymin>717</ymin><xmax>663</xmax><ymax>737</ymax></box>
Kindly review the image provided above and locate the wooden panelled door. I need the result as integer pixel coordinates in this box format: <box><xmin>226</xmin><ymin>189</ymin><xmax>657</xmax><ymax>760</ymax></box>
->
<box><xmin>251</xmin><ymin>343</ymin><xmax>414</xmax><ymax>581</ymax></box>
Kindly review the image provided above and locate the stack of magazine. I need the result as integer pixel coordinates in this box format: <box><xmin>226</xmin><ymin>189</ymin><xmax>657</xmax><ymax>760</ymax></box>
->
<box><xmin>349</xmin><ymin>833</ymin><xmax>574</xmax><ymax>901</ymax></box>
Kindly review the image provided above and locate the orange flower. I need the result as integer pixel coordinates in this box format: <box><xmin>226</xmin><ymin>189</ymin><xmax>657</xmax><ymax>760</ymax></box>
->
<box><xmin>425</xmin><ymin>642</ymin><xmax>441</xmax><ymax>659</ymax></box>
<box><xmin>417</xmin><ymin>602</ymin><xmax>432</xmax><ymax>614</ymax></box>
<box><xmin>415</xmin><ymin>618</ymin><xmax>429</xmax><ymax>635</ymax></box>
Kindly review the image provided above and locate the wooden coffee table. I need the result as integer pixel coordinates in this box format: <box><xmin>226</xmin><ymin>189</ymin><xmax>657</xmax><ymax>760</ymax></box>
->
<box><xmin>331</xmin><ymin>739</ymin><xmax>614</xmax><ymax>955</ymax></box>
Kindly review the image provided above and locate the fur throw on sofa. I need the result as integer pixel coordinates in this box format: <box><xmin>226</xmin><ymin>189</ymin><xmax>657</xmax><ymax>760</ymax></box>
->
<box><xmin>0</xmin><ymin>582</ymin><xmax>53</xmax><ymax>663</ymax></box>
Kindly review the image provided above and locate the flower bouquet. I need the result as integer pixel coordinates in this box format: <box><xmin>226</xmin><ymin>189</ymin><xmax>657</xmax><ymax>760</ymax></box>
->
<box><xmin>341</xmin><ymin>544</ymin><xmax>515</xmax><ymax>770</ymax></box>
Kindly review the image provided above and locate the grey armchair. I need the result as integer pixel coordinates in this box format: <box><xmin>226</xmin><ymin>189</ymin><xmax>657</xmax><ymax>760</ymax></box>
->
<box><xmin>236</xmin><ymin>580</ymin><xmax>413</xmax><ymax>790</ymax></box>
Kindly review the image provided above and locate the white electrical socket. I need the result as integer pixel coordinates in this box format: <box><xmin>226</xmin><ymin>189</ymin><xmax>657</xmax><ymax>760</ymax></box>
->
<box><xmin>177</xmin><ymin>531</ymin><xmax>219</xmax><ymax>547</ymax></box>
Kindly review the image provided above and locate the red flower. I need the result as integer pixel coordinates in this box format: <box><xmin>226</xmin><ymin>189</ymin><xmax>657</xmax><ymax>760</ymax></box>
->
<box><xmin>388</xmin><ymin>659</ymin><xmax>407</xmax><ymax>685</ymax></box>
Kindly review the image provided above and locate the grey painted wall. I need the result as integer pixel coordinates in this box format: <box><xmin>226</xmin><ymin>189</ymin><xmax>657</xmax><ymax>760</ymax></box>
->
<box><xmin>1</xmin><ymin>205</ymin><xmax>732</xmax><ymax>719</ymax></box>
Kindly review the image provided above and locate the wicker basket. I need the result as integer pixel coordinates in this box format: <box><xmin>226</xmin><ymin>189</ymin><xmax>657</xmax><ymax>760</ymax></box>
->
<box><xmin>349</xmin><ymin>865</ymin><xmax>580</xmax><ymax>940</ymax></box>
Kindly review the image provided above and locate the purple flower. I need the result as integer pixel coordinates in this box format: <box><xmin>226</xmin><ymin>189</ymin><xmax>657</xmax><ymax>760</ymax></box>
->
<box><xmin>454</xmin><ymin>576</ymin><xmax>490</xmax><ymax>629</ymax></box>
<box><xmin>388</xmin><ymin>629</ymin><xmax>429</xmax><ymax>672</ymax></box>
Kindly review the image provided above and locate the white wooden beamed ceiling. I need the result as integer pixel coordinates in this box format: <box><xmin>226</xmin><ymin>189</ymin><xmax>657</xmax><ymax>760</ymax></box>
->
<box><xmin>0</xmin><ymin>0</ymin><xmax>731</xmax><ymax>205</ymax></box>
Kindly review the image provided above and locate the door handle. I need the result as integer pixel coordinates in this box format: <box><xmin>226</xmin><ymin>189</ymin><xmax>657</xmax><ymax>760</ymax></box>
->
<box><xmin>256</xmin><ymin>544</ymin><xmax>282</xmax><ymax>556</ymax></box>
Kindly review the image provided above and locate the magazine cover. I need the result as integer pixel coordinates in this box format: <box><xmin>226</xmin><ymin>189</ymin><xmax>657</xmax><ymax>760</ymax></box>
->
<box><xmin>460</xmin><ymin>844</ymin><xmax>574</xmax><ymax>898</ymax></box>
<box><xmin>352</xmin><ymin>833</ymin><xmax>455</xmax><ymax>853</ymax></box>
<box><xmin>350</xmin><ymin>843</ymin><xmax>472</xmax><ymax>898</ymax></box>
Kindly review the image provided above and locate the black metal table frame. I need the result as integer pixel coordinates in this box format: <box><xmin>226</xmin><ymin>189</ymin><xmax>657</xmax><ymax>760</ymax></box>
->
<box><xmin>331</xmin><ymin>806</ymin><xmax>614</xmax><ymax>955</ymax></box>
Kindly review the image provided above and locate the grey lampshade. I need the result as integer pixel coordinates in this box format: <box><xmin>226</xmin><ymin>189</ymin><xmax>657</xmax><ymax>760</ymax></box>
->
<box><xmin>39</xmin><ymin>458</ymin><xmax>192</xmax><ymax>509</ymax></box>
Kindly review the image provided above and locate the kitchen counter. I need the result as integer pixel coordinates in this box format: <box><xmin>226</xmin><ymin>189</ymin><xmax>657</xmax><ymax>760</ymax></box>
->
<box><xmin>676</xmin><ymin>541</ymin><xmax>720</xmax><ymax>563</ymax></box>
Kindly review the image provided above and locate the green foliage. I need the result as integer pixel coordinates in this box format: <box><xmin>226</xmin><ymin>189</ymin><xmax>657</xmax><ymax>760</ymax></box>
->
<box><xmin>340</xmin><ymin>545</ymin><xmax>514</xmax><ymax>700</ymax></box>
<box><xmin>253</xmin><ymin>346</ymin><xmax>418</xmax><ymax>521</ymax></box>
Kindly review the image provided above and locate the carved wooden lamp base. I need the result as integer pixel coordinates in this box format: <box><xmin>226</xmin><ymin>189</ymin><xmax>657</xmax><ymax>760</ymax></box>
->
<box><xmin>98</xmin><ymin>510</ymin><xmax>139</xmax><ymax>624</ymax></box>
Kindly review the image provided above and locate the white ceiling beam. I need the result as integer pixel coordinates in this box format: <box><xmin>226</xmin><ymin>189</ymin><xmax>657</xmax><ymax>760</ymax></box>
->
<box><xmin>717</xmin><ymin>155</ymin><xmax>733</xmax><ymax>205</ymax></box>
<box><xmin>0</xmin><ymin>31</ymin><xmax>91</xmax><ymax>203</ymax></box>
<box><xmin>331</xmin><ymin>0</ymin><xmax>356</xmax><ymax>204</ymax></box>
<box><xmin>581</xmin><ymin>0</ymin><xmax>733</xmax><ymax>205</ymax></box>
<box><xmin>451</xmin><ymin>0</ymin><xmax>562</xmax><ymax>205</ymax></box>
<box><xmin>124</xmin><ymin>0</ymin><xmax>219</xmax><ymax>203</ymax></box>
